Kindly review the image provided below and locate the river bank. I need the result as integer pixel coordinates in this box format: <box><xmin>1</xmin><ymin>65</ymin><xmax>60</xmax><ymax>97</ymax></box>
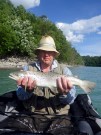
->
<box><xmin>0</xmin><ymin>57</ymin><xmax>72</xmax><ymax>69</ymax></box>
<box><xmin>0</xmin><ymin>57</ymin><xmax>31</xmax><ymax>69</ymax></box>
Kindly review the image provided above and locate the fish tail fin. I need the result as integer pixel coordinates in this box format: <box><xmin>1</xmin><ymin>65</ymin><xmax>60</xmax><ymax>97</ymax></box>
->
<box><xmin>80</xmin><ymin>80</ymin><xmax>96</xmax><ymax>93</ymax></box>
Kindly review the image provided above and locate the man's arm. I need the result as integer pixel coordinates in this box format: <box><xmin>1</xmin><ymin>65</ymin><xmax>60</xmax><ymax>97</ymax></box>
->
<box><xmin>16</xmin><ymin>65</ymin><xmax>33</xmax><ymax>100</ymax></box>
<box><xmin>59</xmin><ymin>87</ymin><xmax>76</xmax><ymax>104</ymax></box>
<box><xmin>16</xmin><ymin>86</ymin><xmax>33</xmax><ymax>100</ymax></box>
<box><xmin>58</xmin><ymin>67</ymin><xmax>76</xmax><ymax>104</ymax></box>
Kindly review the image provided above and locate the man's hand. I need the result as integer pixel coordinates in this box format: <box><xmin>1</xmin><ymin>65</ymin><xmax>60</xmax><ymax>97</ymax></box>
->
<box><xmin>56</xmin><ymin>76</ymin><xmax>73</xmax><ymax>94</ymax></box>
<box><xmin>17</xmin><ymin>77</ymin><xmax>36</xmax><ymax>92</ymax></box>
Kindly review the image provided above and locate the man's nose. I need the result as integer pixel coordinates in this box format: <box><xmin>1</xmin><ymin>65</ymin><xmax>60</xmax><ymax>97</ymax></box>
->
<box><xmin>44</xmin><ymin>51</ymin><xmax>50</xmax><ymax>55</ymax></box>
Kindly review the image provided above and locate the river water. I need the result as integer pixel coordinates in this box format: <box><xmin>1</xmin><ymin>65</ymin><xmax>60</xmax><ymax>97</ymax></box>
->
<box><xmin>0</xmin><ymin>66</ymin><xmax>101</xmax><ymax>115</ymax></box>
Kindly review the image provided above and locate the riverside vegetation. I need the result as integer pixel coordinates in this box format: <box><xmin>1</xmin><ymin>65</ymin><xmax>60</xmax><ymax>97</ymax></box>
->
<box><xmin>0</xmin><ymin>0</ymin><xmax>83</xmax><ymax>65</ymax></box>
<box><xmin>0</xmin><ymin>0</ymin><xmax>101</xmax><ymax>67</ymax></box>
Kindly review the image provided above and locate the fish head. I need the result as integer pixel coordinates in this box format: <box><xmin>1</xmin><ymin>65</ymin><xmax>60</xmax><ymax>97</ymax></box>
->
<box><xmin>9</xmin><ymin>71</ymin><xmax>31</xmax><ymax>80</ymax></box>
<box><xmin>10</xmin><ymin>71</ymin><xmax>25</xmax><ymax>77</ymax></box>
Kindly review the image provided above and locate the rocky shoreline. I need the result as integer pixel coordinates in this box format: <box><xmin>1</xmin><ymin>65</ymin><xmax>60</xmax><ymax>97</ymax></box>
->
<box><xmin>0</xmin><ymin>57</ymin><xmax>31</xmax><ymax>69</ymax></box>
<box><xmin>0</xmin><ymin>57</ymin><xmax>72</xmax><ymax>69</ymax></box>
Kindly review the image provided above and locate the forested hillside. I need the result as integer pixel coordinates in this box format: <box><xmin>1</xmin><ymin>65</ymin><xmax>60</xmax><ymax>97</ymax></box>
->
<box><xmin>82</xmin><ymin>56</ymin><xmax>101</xmax><ymax>67</ymax></box>
<box><xmin>0</xmin><ymin>0</ymin><xmax>86</xmax><ymax>65</ymax></box>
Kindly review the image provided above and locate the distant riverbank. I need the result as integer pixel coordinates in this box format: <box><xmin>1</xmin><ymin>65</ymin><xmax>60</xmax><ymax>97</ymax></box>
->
<box><xmin>0</xmin><ymin>57</ymin><xmax>30</xmax><ymax>69</ymax></box>
<box><xmin>0</xmin><ymin>57</ymin><xmax>72</xmax><ymax>69</ymax></box>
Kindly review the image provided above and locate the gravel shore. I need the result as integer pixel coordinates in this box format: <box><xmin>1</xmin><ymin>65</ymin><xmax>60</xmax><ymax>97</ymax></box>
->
<box><xmin>0</xmin><ymin>57</ymin><xmax>30</xmax><ymax>69</ymax></box>
<box><xmin>0</xmin><ymin>57</ymin><xmax>71</xmax><ymax>69</ymax></box>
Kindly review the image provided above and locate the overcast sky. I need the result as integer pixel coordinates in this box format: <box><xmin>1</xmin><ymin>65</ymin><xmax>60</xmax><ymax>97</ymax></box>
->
<box><xmin>9</xmin><ymin>0</ymin><xmax>101</xmax><ymax>56</ymax></box>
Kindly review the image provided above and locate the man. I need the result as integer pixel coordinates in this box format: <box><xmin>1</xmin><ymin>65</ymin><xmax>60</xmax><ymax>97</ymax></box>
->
<box><xmin>16</xmin><ymin>35</ymin><xmax>75</xmax><ymax>134</ymax></box>
<box><xmin>16</xmin><ymin>35</ymin><xmax>93</xmax><ymax>135</ymax></box>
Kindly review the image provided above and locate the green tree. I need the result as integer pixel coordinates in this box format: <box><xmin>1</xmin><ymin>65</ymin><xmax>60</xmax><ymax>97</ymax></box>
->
<box><xmin>0</xmin><ymin>0</ymin><xmax>84</xmax><ymax>65</ymax></box>
<box><xmin>8</xmin><ymin>17</ymin><xmax>36</xmax><ymax>57</ymax></box>
<box><xmin>82</xmin><ymin>56</ymin><xmax>101</xmax><ymax>67</ymax></box>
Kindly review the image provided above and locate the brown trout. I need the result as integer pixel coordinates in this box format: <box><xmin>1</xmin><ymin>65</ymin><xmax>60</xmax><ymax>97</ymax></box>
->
<box><xmin>9</xmin><ymin>71</ymin><xmax>96</xmax><ymax>93</ymax></box>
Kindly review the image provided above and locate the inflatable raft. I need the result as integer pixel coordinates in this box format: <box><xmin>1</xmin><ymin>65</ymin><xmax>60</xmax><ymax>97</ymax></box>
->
<box><xmin>0</xmin><ymin>91</ymin><xmax>101</xmax><ymax>135</ymax></box>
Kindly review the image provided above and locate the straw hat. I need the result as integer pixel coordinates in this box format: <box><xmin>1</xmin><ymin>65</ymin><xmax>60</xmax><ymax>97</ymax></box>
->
<box><xmin>35</xmin><ymin>35</ymin><xmax>60</xmax><ymax>56</ymax></box>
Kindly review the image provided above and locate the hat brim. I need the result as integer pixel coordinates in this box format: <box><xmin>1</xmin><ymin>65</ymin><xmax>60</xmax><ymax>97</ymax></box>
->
<box><xmin>35</xmin><ymin>46</ymin><xmax>60</xmax><ymax>56</ymax></box>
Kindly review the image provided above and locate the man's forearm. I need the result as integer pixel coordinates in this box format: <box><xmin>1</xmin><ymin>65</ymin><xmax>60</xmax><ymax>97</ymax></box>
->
<box><xmin>59</xmin><ymin>87</ymin><xmax>76</xmax><ymax>104</ymax></box>
<box><xmin>16</xmin><ymin>86</ymin><xmax>33</xmax><ymax>100</ymax></box>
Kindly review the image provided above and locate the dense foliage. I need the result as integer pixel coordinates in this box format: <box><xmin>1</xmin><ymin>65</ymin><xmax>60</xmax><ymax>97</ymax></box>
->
<box><xmin>82</xmin><ymin>56</ymin><xmax>101</xmax><ymax>67</ymax></box>
<box><xmin>0</xmin><ymin>0</ymin><xmax>91</xmax><ymax>65</ymax></box>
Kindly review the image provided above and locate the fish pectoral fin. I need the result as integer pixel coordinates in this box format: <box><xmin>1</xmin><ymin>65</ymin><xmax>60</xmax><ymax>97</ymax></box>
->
<box><xmin>48</xmin><ymin>86</ymin><xmax>56</xmax><ymax>95</ymax></box>
<box><xmin>24</xmin><ymin>82</ymin><xmax>28</xmax><ymax>92</ymax></box>
<box><xmin>48</xmin><ymin>86</ymin><xmax>54</xmax><ymax>90</ymax></box>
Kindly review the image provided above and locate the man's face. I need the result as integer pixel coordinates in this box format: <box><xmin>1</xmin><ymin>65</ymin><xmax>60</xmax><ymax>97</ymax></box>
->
<box><xmin>38</xmin><ymin>50</ymin><xmax>56</xmax><ymax>65</ymax></box>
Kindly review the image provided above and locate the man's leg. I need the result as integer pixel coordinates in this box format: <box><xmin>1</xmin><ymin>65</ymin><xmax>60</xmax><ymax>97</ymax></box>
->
<box><xmin>95</xmin><ymin>131</ymin><xmax>101</xmax><ymax>135</ymax></box>
<box><xmin>78</xmin><ymin>120</ymin><xmax>94</xmax><ymax>135</ymax></box>
<box><xmin>47</xmin><ymin>116</ymin><xmax>73</xmax><ymax>135</ymax></box>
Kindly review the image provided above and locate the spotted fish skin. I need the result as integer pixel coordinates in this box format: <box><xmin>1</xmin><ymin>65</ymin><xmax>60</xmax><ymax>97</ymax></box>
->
<box><xmin>9</xmin><ymin>71</ymin><xmax>96</xmax><ymax>93</ymax></box>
